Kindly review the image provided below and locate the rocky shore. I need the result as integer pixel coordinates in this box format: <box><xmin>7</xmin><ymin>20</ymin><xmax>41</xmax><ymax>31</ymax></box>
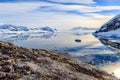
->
<box><xmin>0</xmin><ymin>41</ymin><xmax>118</xmax><ymax>80</ymax></box>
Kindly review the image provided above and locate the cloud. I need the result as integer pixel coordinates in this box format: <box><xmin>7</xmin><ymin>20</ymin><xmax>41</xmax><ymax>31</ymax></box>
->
<box><xmin>0</xmin><ymin>2</ymin><xmax>41</xmax><ymax>14</ymax></box>
<box><xmin>0</xmin><ymin>1</ymin><xmax>119</xmax><ymax>29</ymax></box>
<box><xmin>38</xmin><ymin>3</ymin><xmax>120</xmax><ymax>13</ymax></box>
<box><xmin>0</xmin><ymin>0</ymin><xmax>95</xmax><ymax>5</ymax></box>
<box><xmin>47</xmin><ymin>0</ymin><xmax>96</xmax><ymax>4</ymax></box>
<box><xmin>0</xmin><ymin>1</ymin><xmax>120</xmax><ymax>15</ymax></box>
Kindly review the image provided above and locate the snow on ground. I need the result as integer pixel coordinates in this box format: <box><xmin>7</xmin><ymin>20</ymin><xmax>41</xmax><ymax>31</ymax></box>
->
<box><xmin>94</xmin><ymin>28</ymin><xmax>120</xmax><ymax>38</ymax></box>
<box><xmin>93</xmin><ymin>14</ymin><xmax>120</xmax><ymax>38</ymax></box>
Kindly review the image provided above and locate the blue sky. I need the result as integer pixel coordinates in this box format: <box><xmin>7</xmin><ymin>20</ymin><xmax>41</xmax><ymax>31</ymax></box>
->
<box><xmin>0</xmin><ymin>0</ymin><xmax>120</xmax><ymax>29</ymax></box>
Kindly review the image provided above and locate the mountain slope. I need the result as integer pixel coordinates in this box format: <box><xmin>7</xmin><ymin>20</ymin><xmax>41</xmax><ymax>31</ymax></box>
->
<box><xmin>0</xmin><ymin>41</ymin><xmax>117</xmax><ymax>80</ymax></box>
<box><xmin>93</xmin><ymin>14</ymin><xmax>120</xmax><ymax>38</ymax></box>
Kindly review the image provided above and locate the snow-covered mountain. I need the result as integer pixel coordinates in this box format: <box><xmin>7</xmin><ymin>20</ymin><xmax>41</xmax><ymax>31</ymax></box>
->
<box><xmin>0</xmin><ymin>24</ymin><xmax>56</xmax><ymax>34</ymax></box>
<box><xmin>93</xmin><ymin>14</ymin><xmax>120</xmax><ymax>38</ymax></box>
<box><xmin>30</xmin><ymin>26</ymin><xmax>57</xmax><ymax>33</ymax></box>
<box><xmin>71</xmin><ymin>27</ymin><xmax>97</xmax><ymax>31</ymax></box>
<box><xmin>0</xmin><ymin>24</ymin><xmax>29</xmax><ymax>31</ymax></box>
<box><xmin>67</xmin><ymin>27</ymin><xmax>97</xmax><ymax>36</ymax></box>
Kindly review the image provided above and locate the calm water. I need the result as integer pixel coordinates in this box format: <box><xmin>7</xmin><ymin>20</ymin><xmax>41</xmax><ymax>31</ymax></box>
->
<box><xmin>0</xmin><ymin>30</ymin><xmax>120</xmax><ymax>78</ymax></box>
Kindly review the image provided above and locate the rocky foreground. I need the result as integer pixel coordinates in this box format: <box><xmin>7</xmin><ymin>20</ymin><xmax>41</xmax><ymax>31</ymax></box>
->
<box><xmin>0</xmin><ymin>41</ymin><xmax>118</xmax><ymax>80</ymax></box>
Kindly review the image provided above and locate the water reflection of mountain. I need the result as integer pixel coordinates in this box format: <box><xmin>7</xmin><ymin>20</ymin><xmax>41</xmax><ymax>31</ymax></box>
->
<box><xmin>0</xmin><ymin>33</ymin><xmax>55</xmax><ymax>42</ymax></box>
<box><xmin>77</xmin><ymin>38</ymin><xmax>120</xmax><ymax>66</ymax></box>
<box><xmin>73</xmin><ymin>32</ymin><xmax>89</xmax><ymax>36</ymax></box>
<box><xmin>99</xmin><ymin>39</ymin><xmax>120</xmax><ymax>54</ymax></box>
<box><xmin>77</xmin><ymin>54</ymin><xmax>120</xmax><ymax>66</ymax></box>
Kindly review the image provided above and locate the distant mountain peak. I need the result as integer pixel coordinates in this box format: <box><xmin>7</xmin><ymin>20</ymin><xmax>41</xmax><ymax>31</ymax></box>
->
<box><xmin>39</xmin><ymin>26</ymin><xmax>57</xmax><ymax>32</ymax></box>
<box><xmin>71</xmin><ymin>26</ymin><xmax>97</xmax><ymax>30</ymax></box>
<box><xmin>0</xmin><ymin>24</ymin><xmax>57</xmax><ymax>34</ymax></box>
<box><xmin>93</xmin><ymin>14</ymin><xmax>120</xmax><ymax>38</ymax></box>
<box><xmin>0</xmin><ymin>24</ymin><xmax>29</xmax><ymax>31</ymax></box>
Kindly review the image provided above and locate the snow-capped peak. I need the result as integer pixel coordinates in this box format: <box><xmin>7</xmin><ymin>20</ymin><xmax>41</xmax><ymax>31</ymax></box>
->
<box><xmin>30</xmin><ymin>26</ymin><xmax>57</xmax><ymax>32</ymax></box>
<box><xmin>39</xmin><ymin>26</ymin><xmax>57</xmax><ymax>32</ymax></box>
<box><xmin>102</xmin><ymin>14</ymin><xmax>120</xmax><ymax>26</ymax></box>
<box><xmin>0</xmin><ymin>24</ymin><xmax>29</xmax><ymax>31</ymax></box>
<box><xmin>93</xmin><ymin>14</ymin><xmax>120</xmax><ymax>38</ymax></box>
<box><xmin>0</xmin><ymin>24</ymin><xmax>57</xmax><ymax>34</ymax></box>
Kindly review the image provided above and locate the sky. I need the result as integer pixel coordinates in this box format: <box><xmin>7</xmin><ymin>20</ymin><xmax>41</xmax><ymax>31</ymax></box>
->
<box><xmin>0</xmin><ymin>0</ymin><xmax>120</xmax><ymax>29</ymax></box>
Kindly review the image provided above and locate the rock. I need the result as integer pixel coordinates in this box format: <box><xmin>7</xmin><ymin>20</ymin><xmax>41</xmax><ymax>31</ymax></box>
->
<box><xmin>0</xmin><ymin>41</ymin><xmax>118</xmax><ymax>80</ymax></box>
<box><xmin>93</xmin><ymin>14</ymin><xmax>120</xmax><ymax>38</ymax></box>
<box><xmin>75</xmin><ymin>39</ymin><xmax>81</xmax><ymax>42</ymax></box>
<box><xmin>0</xmin><ymin>72</ymin><xmax>6</xmax><ymax>79</ymax></box>
<box><xmin>2</xmin><ymin>55</ymin><xmax>10</xmax><ymax>60</ymax></box>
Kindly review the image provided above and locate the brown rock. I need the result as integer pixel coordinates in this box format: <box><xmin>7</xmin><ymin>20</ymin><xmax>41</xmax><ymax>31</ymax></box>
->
<box><xmin>0</xmin><ymin>41</ymin><xmax>118</xmax><ymax>80</ymax></box>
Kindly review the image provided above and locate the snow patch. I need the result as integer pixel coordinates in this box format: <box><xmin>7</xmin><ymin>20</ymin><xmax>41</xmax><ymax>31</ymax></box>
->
<box><xmin>0</xmin><ymin>24</ymin><xmax>56</xmax><ymax>34</ymax></box>
<box><xmin>94</xmin><ymin>14</ymin><xmax>120</xmax><ymax>38</ymax></box>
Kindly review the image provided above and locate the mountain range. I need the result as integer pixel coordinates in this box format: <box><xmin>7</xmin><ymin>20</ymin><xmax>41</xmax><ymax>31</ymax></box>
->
<box><xmin>0</xmin><ymin>24</ymin><xmax>57</xmax><ymax>34</ymax></box>
<box><xmin>71</xmin><ymin>27</ymin><xmax>98</xmax><ymax>31</ymax></box>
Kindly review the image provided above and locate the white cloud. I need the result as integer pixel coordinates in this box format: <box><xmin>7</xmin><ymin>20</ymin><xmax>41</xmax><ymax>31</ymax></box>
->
<box><xmin>84</xmin><ymin>13</ymin><xmax>114</xmax><ymax>19</ymax></box>
<box><xmin>39</xmin><ymin>4</ymin><xmax>120</xmax><ymax>13</ymax></box>
<box><xmin>0</xmin><ymin>3</ymin><xmax>38</xmax><ymax>14</ymax></box>
<box><xmin>0</xmin><ymin>2</ymin><xmax>120</xmax><ymax>15</ymax></box>
<box><xmin>0</xmin><ymin>2</ymin><xmax>118</xmax><ymax>29</ymax></box>
<box><xmin>48</xmin><ymin>0</ymin><xmax>96</xmax><ymax>4</ymax></box>
<box><xmin>0</xmin><ymin>10</ymin><xmax>113</xmax><ymax>29</ymax></box>
<box><xmin>0</xmin><ymin>2</ymin><xmax>55</xmax><ymax>14</ymax></box>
